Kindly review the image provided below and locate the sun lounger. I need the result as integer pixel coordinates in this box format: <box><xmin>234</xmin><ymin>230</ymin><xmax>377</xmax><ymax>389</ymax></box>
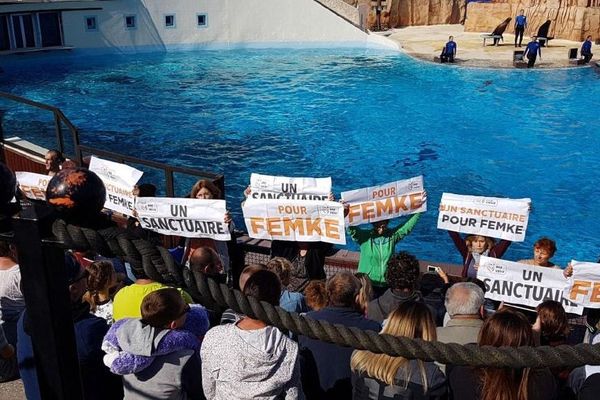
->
<box><xmin>481</xmin><ymin>18</ymin><xmax>511</xmax><ymax>46</ymax></box>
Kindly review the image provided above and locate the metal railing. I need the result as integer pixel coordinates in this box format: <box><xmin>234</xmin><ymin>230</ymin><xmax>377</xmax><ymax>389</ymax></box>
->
<box><xmin>0</xmin><ymin>91</ymin><xmax>224</xmax><ymax>197</ymax></box>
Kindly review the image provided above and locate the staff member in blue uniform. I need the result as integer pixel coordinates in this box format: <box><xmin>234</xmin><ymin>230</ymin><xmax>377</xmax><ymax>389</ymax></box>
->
<box><xmin>514</xmin><ymin>9</ymin><xmax>527</xmax><ymax>47</ymax></box>
<box><xmin>441</xmin><ymin>36</ymin><xmax>457</xmax><ymax>63</ymax></box>
<box><xmin>523</xmin><ymin>36</ymin><xmax>541</xmax><ymax>68</ymax></box>
<box><xmin>581</xmin><ymin>35</ymin><xmax>594</xmax><ymax>63</ymax></box>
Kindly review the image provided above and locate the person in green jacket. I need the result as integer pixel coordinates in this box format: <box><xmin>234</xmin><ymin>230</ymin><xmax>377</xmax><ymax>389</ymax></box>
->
<box><xmin>345</xmin><ymin>192</ymin><xmax>426</xmax><ymax>296</ymax></box>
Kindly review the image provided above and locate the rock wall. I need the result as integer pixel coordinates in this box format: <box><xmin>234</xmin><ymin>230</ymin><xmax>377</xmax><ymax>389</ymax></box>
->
<box><xmin>464</xmin><ymin>0</ymin><xmax>600</xmax><ymax>41</ymax></box>
<box><xmin>387</xmin><ymin>0</ymin><xmax>466</xmax><ymax>28</ymax></box>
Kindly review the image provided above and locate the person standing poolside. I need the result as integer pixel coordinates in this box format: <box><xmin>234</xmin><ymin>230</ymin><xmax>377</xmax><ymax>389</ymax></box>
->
<box><xmin>581</xmin><ymin>36</ymin><xmax>594</xmax><ymax>64</ymax></box>
<box><xmin>441</xmin><ymin>36</ymin><xmax>457</xmax><ymax>63</ymax></box>
<box><xmin>514</xmin><ymin>9</ymin><xmax>527</xmax><ymax>47</ymax></box>
<box><xmin>523</xmin><ymin>36</ymin><xmax>541</xmax><ymax>68</ymax></box>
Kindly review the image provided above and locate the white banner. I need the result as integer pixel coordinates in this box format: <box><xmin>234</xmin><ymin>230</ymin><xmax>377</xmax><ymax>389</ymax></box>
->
<box><xmin>564</xmin><ymin>261</ymin><xmax>600</xmax><ymax>309</ymax></box>
<box><xmin>477</xmin><ymin>256</ymin><xmax>583</xmax><ymax>314</ymax></box>
<box><xmin>89</xmin><ymin>156</ymin><xmax>144</xmax><ymax>217</ymax></box>
<box><xmin>249</xmin><ymin>173</ymin><xmax>331</xmax><ymax>200</ymax></box>
<box><xmin>242</xmin><ymin>198</ymin><xmax>345</xmax><ymax>245</ymax></box>
<box><xmin>437</xmin><ymin>193</ymin><xmax>530</xmax><ymax>242</ymax></box>
<box><xmin>341</xmin><ymin>176</ymin><xmax>425</xmax><ymax>226</ymax></box>
<box><xmin>16</xmin><ymin>171</ymin><xmax>50</xmax><ymax>201</ymax></box>
<box><xmin>135</xmin><ymin>197</ymin><xmax>230</xmax><ymax>240</ymax></box>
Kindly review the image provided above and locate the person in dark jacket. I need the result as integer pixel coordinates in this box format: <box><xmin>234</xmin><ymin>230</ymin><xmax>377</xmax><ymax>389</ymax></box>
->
<box><xmin>299</xmin><ymin>272</ymin><xmax>380</xmax><ymax>399</ymax></box>
<box><xmin>17</xmin><ymin>254</ymin><xmax>123</xmax><ymax>400</ymax></box>
<box><xmin>581</xmin><ymin>35</ymin><xmax>593</xmax><ymax>63</ymax></box>
<box><xmin>448</xmin><ymin>231</ymin><xmax>511</xmax><ymax>278</ymax></box>
<box><xmin>448</xmin><ymin>309</ymin><xmax>557</xmax><ymax>400</ymax></box>
<box><xmin>440</xmin><ymin>36</ymin><xmax>457</xmax><ymax>63</ymax></box>
<box><xmin>351</xmin><ymin>301</ymin><xmax>446</xmax><ymax>400</ymax></box>
<box><xmin>367</xmin><ymin>251</ymin><xmax>423</xmax><ymax>324</ymax></box>
<box><xmin>270</xmin><ymin>240</ymin><xmax>332</xmax><ymax>292</ymax></box>
<box><xmin>514</xmin><ymin>9</ymin><xmax>527</xmax><ymax>47</ymax></box>
<box><xmin>523</xmin><ymin>36</ymin><xmax>542</xmax><ymax>68</ymax></box>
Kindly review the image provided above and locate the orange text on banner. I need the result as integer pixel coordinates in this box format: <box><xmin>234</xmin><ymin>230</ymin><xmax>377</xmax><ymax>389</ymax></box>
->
<box><xmin>347</xmin><ymin>193</ymin><xmax>423</xmax><ymax>225</ymax></box>
<box><xmin>249</xmin><ymin>217</ymin><xmax>341</xmax><ymax>241</ymax></box>
<box><xmin>569</xmin><ymin>281</ymin><xmax>600</xmax><ymax>304</ymax></box>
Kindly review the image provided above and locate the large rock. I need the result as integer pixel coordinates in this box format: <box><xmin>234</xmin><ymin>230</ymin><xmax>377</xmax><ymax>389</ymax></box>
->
<box><xmin>387</xmin><ymin>0</ymin><xmax>466</xmax><ymax>28</ymax></box>
<box><xmin>464</xmin><ymin>0</ymin><xmax>600</xmax><ymax>41</ymax></box>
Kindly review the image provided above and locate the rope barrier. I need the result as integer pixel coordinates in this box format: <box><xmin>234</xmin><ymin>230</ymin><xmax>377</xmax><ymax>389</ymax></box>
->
<box><xmin>52</xmin><ymin>219</ymin><xmax>600</xmax><ymax>368</ymax></box>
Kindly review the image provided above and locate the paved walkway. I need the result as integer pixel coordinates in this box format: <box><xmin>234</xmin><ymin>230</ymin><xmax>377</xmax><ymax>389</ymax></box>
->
<box><xmin>383</xmin><ymin>24</ymin><xmax>595</xmax><ymax>69</ymax></box>
<box><xmin>0</xmin><ymin>379</ymin><xmax>25</xmax><ymax>399</ymax></box>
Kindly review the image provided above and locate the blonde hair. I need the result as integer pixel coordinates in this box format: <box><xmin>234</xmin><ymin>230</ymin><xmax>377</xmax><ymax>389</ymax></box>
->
<box><xmin>267</xmin><ymin>257</ymin><xmax>293</xmax><ymax>287</ymax></box>
<box><xmin>350</xmin><ymin>302</ymin><xmax>436</xmax><ymax>389</ymax></box>
<box><xmin>465</xmin><ymin>235</ymin><xmax>495</xmax><ymax>253</ymax></box>
<box><xmin>354</xmin><ymin>272</ymin><xmax>373</xmax><ymax>315</ymax></box>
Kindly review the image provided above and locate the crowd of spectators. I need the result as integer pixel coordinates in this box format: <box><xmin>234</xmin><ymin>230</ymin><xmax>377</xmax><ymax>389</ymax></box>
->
<box><xmin>1</xmin><ymin>155</ymin><xmax>600</xmax><ymax>400</ymax></box>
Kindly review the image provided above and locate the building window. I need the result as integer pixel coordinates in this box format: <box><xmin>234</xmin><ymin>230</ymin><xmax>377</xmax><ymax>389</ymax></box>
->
<box><xmin>165</xmin><ymin>14</ymin><xmax>175</xmax><ymax>28</ymax></box>
<box><xmin>85</xmin><ymin>16</ymin><xmax>97</xmax><ymax>32</ymax></box>
<box><xmin>125</xmin><ymin>15</ymin><xmax>136</xmax><ymax>29</ymax></box>
<box><xmin>196</xmin><ymin>14</ymin><xmax>207</xmax><ymax>27</ymax></box>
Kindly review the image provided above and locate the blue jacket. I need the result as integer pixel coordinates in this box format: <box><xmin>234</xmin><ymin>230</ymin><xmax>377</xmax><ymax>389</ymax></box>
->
<box><xmin>444</xmin><ymin>41</ymin><xmax>457</xmax><ymax>56</ymax></box>
<box><xmin>515</xmin><ymin>15</ymin><xmax>527</xmax><ymax>27</ymax></box>
<box><xmin>525</xmin><ymin>41</ymin><xmax>541</xmax><ymax>58</ymax></box>
<box><xmin>582</xmin><ymin>40</ymin><xmax>592</xmax><ymax>55</ymax></box>
<box><xmin>299</xmin><ymin>306</ymin><xmax>381</xmax><ymax>399</ymax></box>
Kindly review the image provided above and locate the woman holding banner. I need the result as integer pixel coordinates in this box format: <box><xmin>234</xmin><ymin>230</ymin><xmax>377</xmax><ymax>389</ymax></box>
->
<box><xmin>346</xmin><ymin>192</ymin><xmax>426</xmax><ymax>297</ymax></box>
<box><xmin>449</xmin><ymin>232</ymin><xmax>511</xmax><ymax>278</ymax></box>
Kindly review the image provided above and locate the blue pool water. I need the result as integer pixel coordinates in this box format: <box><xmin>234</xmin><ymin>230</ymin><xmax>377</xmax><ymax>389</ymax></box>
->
<box><xmin>1</xmin><ymin>49</ymin><xmax>599</xmax><ymax>266</ymax></box>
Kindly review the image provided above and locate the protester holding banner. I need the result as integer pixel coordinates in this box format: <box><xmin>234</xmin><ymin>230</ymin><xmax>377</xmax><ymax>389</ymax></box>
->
<box><xmin>449</xmin><ymin>232</ymin><xmax>511</xmax><ymax>278</ymax></box>
<box><xmin>182</xmin><ymin>179</ymin><xmax>235</xmax><ymax>279</ymax></box>
<box><xmin>346</xmin><ymin>192</ymin><xmax>425</xmax><ymax>294</ymax></box>
<box><xmin>127</xmin><ymin>183</ymin><xmax>161</xmax><ymax>246</ymax></box>
<box><xmin>44</xmin><ymin>149</ymin><xmax>65</xmax><ymax>176</ymax></box>
<box><xmin>518</xmin><ymin>237</ymin><xmax>558</xmax><ymax>268</ymax></box>
<box><xmin>448</xmin><ymin>309</ymin><xmax>557</xmax><ymax>400</ymax></box>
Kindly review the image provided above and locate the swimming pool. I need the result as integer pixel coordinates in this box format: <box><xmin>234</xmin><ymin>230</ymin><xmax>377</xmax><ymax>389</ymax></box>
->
<box><xmin>1</xmin><ymin>49</ymin><xmax>599</xmax><ymax>266</ymax></box>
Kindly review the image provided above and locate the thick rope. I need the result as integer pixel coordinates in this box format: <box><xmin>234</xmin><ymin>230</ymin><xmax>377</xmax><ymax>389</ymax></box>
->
<box><xmin>51</xmin><ymin>220</ymin><xmax>600</xmax><ymax>368</ymax></box>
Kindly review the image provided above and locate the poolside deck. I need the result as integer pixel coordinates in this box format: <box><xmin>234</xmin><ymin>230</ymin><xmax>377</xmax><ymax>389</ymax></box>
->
<box><xmin>384</xmin><ymin>24</ymin><xmax>593</xmax><ymax>69</ymax></box>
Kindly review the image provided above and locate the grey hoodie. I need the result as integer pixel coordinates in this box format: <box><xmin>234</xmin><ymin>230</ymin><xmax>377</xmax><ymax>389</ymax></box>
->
<box><xmin>201</xmin><ymin>323</ymin><xmax>303</xmax><ymax>400</ymax></box>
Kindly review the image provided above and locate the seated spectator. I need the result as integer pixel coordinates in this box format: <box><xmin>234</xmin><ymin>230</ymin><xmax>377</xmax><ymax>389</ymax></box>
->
<box><xmin>103</xmin><ymin>288</ymin><xmax>208</xmax><ymax>400</ymax></box>
<box><xmin>420</xmin><ymin>270</ymin><xmax>448</xmax><ymax>327</ymax></box>
<box><xmin>355</xmin><ymin>272</ymin><xmax>374</xmax><ymax>317</ymax></box>
<box><xmin>201</xmin><ymin>270</ymin><xmax>302</xmax><ymax>399</ymax></box>
<box><xmin>112</xmin><ymin>263</ymin><xmax>193</xmax><ymax>321</ymax></box>
<box><xmin>267</xmin><ymin>257</ymin><xmax>308</xmax><ymax>313</ymax></box>
<box><xmin>351</xmin><ymin>301</ymin><xmax>446</xmax><ymax>399</ymax></box>
<box><xmin>436</xmin><ymin>282</ymin><xmax>484</xmax><ymax>345</ymax></box>
<box><xmin>82</xmin><ymin>260</ymin><xmax>119</xmax><ymax>324</ymax></box>
<box><xmin>18</xmin><ymin>253</ymin><xmax>123</xmax><ymax>400</ymax></box>
<box><xmin>580</xmin><ymin>373</ymin><xmax>600</xmax><ymax>400</ymax></box>
<box><xmin>448</xmin><ymin>309</ymin><xmax>557</xmax><ymax>400</ymax></box>
<box><xmin>220</xmin><ymin>264</ymin><xmax>266</xmax><ymax>325</ymax></box>
<box><xmin>518</xmin><ymin>237</ymin><xmax>558</xmax><ymax>268</ymax></box>
<box><xmin>0</xmin><ymin>239</ymin><xmax>25</xmax><ymax>382</ymax></box>
<box><xmin>304</xmin><ymin>280</ymin><xmax>328</xmax><ymax>312</ymax></box>
<box><xmin>367</xmin><ymin>252</ymin><xmax>422</xmax><ymax>324</ymax></box>
<box><xmin>44</xmin><ymin>149</ymin><xmax>65</xmax><ymax>176</ymax></box>
<box><xmin>188</xmin><ymin>246</ymin><xmax>226</xmax><ymax>285</ymax></box>
<box><xmin>0</xmin><ymin>317</ymin><xmax>16</xmax><ymax>382</ymax></box>
<box><xmin>299</xmin><ymin>272</ymin><xmax>380</xmax><ymax>399</ymax></box>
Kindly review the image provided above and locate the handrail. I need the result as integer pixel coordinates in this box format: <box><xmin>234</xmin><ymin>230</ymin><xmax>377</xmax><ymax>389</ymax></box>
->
<box><xmin>0</xmin><ymin>92</ymin><xmax>224</xmax><ymax>197</ymax></box>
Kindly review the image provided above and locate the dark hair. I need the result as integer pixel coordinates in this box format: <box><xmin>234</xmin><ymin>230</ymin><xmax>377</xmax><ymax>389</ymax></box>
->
<box><xmin>239</xmin><ymin>264</ymin><xmax>266</xmax><ymax>290</ymax></box>
<box><xmin>190</xmin><ymin>179</ymin><xmax>221</xmax><ymax>199</ymax></box>
<box><xmin>419</xmin><ymin>272</ymin><xmax>444</xmax><ymax>296</ymax></box>
<box><xmin>0</xmin><ymin>240</ymin><xmax>12</xmax><ymax>258</ymax></box>
<box><xmin>141</xmin><ymin>288</ymin><xmax>186</xmax><ymax>328</ymax></box>
<box><xmin>536</xmin><ymin>300</ymin><xmax>570</xmax><ymax>343</ymax></box>
<box><xmin>534</xmin><ymin>237</ymin><xmax>556</xmax><ymax>256</ymax></box>
<box><xmin>385</xmin><ymin>251</ymin><xmax>420</xmax><ymax>291</ymax></box>
<box><xmin>189</xmin><ymin>247</ymin><xmax>221</xmax><ymax>276</ymax></box>
<box><xmin>82</xmin><ymin>260</ymin><xmax>115</xmax><ymax>312</ymax></box>
<box><xmin>304</xmin><ymin>280</ymin><xmax>328</xmax><ymax>311</ymax></box>
<box><xmin>478</xmin><ymin>309</ymin><xmax>533</xmax><ymax>400</ymax></box>
<box><xmin>136</xmin><ymin>183</ymin><xmax>156</xmax><ymax>197</ymax></box>
<box><xmin>243</xmin><ymin>269</ymin><xmax>281</xmax><ymax>306</ymax></box>
<box><xmin>47</xmin><ymin>149</ymin><xmax>66</xmax><ymax>163</ymax></box>
<box><xmin>327</xmin><ymin>272</ymin><xmax>361</xmax><ymax>308</ymax></box>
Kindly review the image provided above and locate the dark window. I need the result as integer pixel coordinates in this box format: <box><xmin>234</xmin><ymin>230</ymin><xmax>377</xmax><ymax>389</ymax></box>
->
<box><xmin>197</xmin><ymin>14</ymin><xmax>207</xmax><ymax>27</ymax></box>
<box><xmin>39</xmin><ymin>12</ymin><xmax>62</xmax><ymax>47</ymax></box>
<box><xmin>125</xmin><ymin>15</ymin><xmax>136</xmax><ymax>29</ymax></box>
<box><xmin>85</xmin><ymin>16</ymin><xmax>97</xmax><ymax>31</ymax></box>
<box><xmin>165</xmin><ymin>15</ymin><xmax>175</xmax><ymax>28</ymax></box>
<box><xmin>0</xmin><ymin>16</ymin><xmax>9</xmax><ymax>51</ymax></box>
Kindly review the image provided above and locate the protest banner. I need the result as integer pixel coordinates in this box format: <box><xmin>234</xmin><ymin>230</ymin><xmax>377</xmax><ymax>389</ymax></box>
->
<box><xmin>341</xmin><ymin>176</ymin><xmax>425</xmax><ymax>226</ymax></box>
<box><xmin>477</xmin><ymin>256</ymin><xmax>583</xmax><ymax>314</ymax></box>
<box><xmin>135</xmin><ymin>197</ymin><xmax>230</xmax><ymax>240</ymax></box>
<box><xmin>565</xmin><ymin>261</ymin><xmax>600</xmax><ymax>309</ymax></box>
<box><xmin>249</xmin><ymin>173</ymin><xmax>331</xmax><ymax>200</ymax></box>
<box><xmin>15</xmin><ymin>171</ymin><xmax>50</xmax><ymax>201</ymax></box>
<box><xmin>242</xmin><ymin>198</ymin><xmax>345</xmax><ymax>245</ymax></box>
<box><xmin>89</xmin><ymin>156</ymin><xmax>143</xmax><ymax>216</ymax></box>
<box><xmin>437</xmin><ymin>193</ymin><xmax>530</xmax><ymax>242</ymax></box>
